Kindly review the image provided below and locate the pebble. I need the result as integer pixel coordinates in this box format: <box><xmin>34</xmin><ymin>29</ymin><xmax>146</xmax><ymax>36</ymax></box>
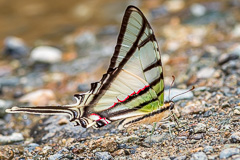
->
<box><xmin>19</xmin><ymin>89</ymin><xmax>56</xmax><ymax>105</ymax></box>
<box><xmin>42</xmin><ymin>146</ymin><xmax>52</xmax><ymax>154</ymax></box>
<box><xmin>0</xmin><ymin>132</ymin><xmax>24</xmax><ymax>145</ymax></box>
<box><xmin>194</xmin><ymin>123</ymin><xmax>206</xmax><ymax>133</ymax></box>
<box><xmin>25</xmin><ymin>143</ymin><xmax>39</xmax><ymax>152</ymax></box>
<box><xmin>190</xmin><ymin>3</ymin><xmax>207</xmax><ymax>17</ymax></box>
<box><xmin>234</xmin><ymin>109</ymin><xmax>240</xmax><ymax>115</ymax></box>
<box><xmin>101</xmin><ymin>138</ymin><xmax>118</xmax><ymax>152</ymax></box>
<box><xmin>144</xmin><ymin>132</ymin><xmax>168</xmax><ymax>143</ymax></box>
<box><xmin>141</xmin><ymin>152</ymin><xmax>149</xmax><ymax>159</ymax></box>
<box><xmin>221</xmin><ymin>102</ymin><xmax>230</xmax><ymax>108</ymax></box>
<box><xmin>0</xmin><ymin>77</ymin><xmax>20</xmax><ymax>87</ymax></box>
<box><xmin>48</xmin><ymin>153</ymin><xmax>64</xmax><ymax>160</ymax></box>
<box><xmin>230</xmin><ymin>132</ymin><xmax>240</xmax><ymax>143</ymax></box>
<box><xmin>231</xmin><ymin>24</ymin><xmax>240</xmax><ymax>38</ymax></box>
<box><xmin>237</xmin><ymin>87</ymin><xmax>240</xmax><ymax>95</ymax></box>
<box><xmin>173</xmin><ymin>155</ymin><xmax>187</xmax><ymax>160</ymax></box>
<box><xmin>190</xmin><ymin>152</ymin><xmax>208</xmax><ymax>160</ymax></box>
<box><xmin>181</xmin><ymin>104</ymin><xmax>205</xmax><ymax>116</ymax></box>
<box><xmin>77</xmin><ymin>84</ymin><xmax>90</xmax><ymax>92</ymax></box>
<box><xmin>117</xmin><ymin>135</ymin><xmax>139</xmax><ymax>143</ymax></box>
<box><xmin>75</xmin><ymin>32</ymin><xmax>96</xmax><ymax>54</ymax></box>
<box><xmin>218</xmin><ymin>53</ymin><xmax>239</xmax><ymax>65</ymax></box>
<box><xmin>208</xmin><ymin>154</ymin><xmax>218</xmax><ymax>160</ymax></box>
<box><xmin>164</xmin><ymin>0</ymin><xmax>185</xmax><ymax>12</ymax></box>
<box><xmin>204</xmin><ymin>146</ymin><xmax>214</xmax><ymax>154</ymax></box>
<box><xmin>197</xmin><ymin>67</ymin><xmax>215</xmax><ymax>79</ymax></box>
<box><xmin>95</xmin><ymin>152</ymin><xmax>113</xmax><ymax>160</ymax></box>
<box><xmin>230</xmin><ymin>44</ymin><xmax>240</xmax><ymax>57</ymax></box>
<box><xmin>150</xmin><ymin>6</ymin><xmax>168</xmax><ymax>19</ymax></box>
<box><xmin>30</xmin><ymin>46</ymin><xmax>62</xmax><ymax>64</ymax></box>
<box><xmin>3</xmin><ymin>36</ymin><xmax>28</xmax><ymax>58</ymax></box>
<box><xmin>219</xmin><ymin>148</ymin><xmax>240</xmax><ymax>159</ymax></box>
<box><xmin>191</xmin><ymin>133</ymin><xmax>203</xmax><ymax>140</ymax></box>
<box><xmin>203</xmin><ymin>110</ymin><xmax>212</xmax><ymax>117</ymax></box>
<box><xmin>164</xmin><ymin>88</ymin><xmax>194</xmax><ymax>102</ymax></box>
<box><xmin>160</xmin><ymin>122</ymin><xmax>176</xmax><ymax>129</ymax></box>
<box><xmin>58</xmin><ymin>118</ymin><xmax>69</xmax><ymax>125</ymax></box>
<box><xmin>0</xmin><ymin>99</ymin><xmax>13</xmax><ymax>118</ymax></box>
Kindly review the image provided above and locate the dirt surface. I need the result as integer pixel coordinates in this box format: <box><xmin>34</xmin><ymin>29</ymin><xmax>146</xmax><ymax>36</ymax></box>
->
<box><xmin>0</xmin><ymin>0</ymin><xmax>239</xmax><ymax>159</ymax></box>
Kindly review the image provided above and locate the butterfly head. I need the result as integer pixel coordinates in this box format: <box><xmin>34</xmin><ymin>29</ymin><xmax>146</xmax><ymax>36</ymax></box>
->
<box><xmin>164</xmin><ymin>100</ymin><xmax>175</xmax><ymax>110</ymax></box>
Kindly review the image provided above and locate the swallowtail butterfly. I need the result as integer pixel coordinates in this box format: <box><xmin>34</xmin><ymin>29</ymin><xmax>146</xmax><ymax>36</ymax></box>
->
<box><xmin>6</xmin><ymin>5</ymin><xmax>176</xmax><ymax>130</ymax></box>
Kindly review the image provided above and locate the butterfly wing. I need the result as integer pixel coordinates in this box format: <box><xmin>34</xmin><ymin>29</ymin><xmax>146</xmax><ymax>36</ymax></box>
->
<box><xmin>6</xmin><ymin>6</ymin><xmax>166</xmax><ymax>129</ymax></box>
<box><xmin>77</xmin><ymin>6</ymin><xmax>165</xmax><ymax>128</ymax></box>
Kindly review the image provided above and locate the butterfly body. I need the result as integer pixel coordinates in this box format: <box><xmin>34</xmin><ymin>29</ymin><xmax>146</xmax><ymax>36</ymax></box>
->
<box><xmin>6</xmin><ymin>6</ymin><xmax>175</xmax><ymax>130</ymax></box>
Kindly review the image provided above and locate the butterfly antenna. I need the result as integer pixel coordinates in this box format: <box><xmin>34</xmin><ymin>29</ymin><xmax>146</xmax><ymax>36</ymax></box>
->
<box><xmin>170</xmin><ymin>86</ymin><xmax>195</xmax><ymax>101</ymax></box>
<box><xmin>168</xmin><ymin>75</ymin><xmax>175</xmax><ymax>101</ymax></box>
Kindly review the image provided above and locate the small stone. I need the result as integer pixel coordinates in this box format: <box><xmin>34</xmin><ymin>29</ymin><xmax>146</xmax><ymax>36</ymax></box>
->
<box><xmin>75</xmin><ymin>32</ymin><xmax>96</xmax><ymax>56</ymax></box>
<box><xmin>190</xmin><ymin>3</ymin><xmax>206</xmax><ymax>17</ymax></box>
<box><xmin>203</xmin><ymin>110</ymin><xmax>212</xmax><ymax>117</ymax></box>
<box><xmin>231</xmin><ymin>24</ymin><xmax>240</xmax><ymax>38</ymax></box>
<box><xmin>48</xmin><ymin>153</ymin><xmax>64</xmax><ymax>160</ymax></box>
<box><xmin>58</xmin><ymin>118</ymin><xmax>69</xmax><ymax>125</ymax></box>
<box><xmin>181</xmin><ymin>104</ymin><xmax>205</xmax><ymax>116</ymax></box>
<box><xmin>208</xmin><ymin>154</ymin><xmax>218</xmax><ymax>160</ymax></box>
<box><xmin>208</xmin><ymin>127</ymin><xmax>218</xmax><ymax>132</ymax></box>
<box><xmin>197</xmin><ymin>67</ymin><xmax>215</xmax><ymax>79</ymax></box>
<box><xmin>194</xmin><ymin>123</ymin><xmax>206</xmax><ymax>133</ymax></box>
<box><xmin>237</xmin><ymin>87</ymin><xmax>240</xmax><ymax>95</ymax></box>
<box><xmin>0</xmin><ymin>132</ymin><xmax>24</xmax><ymax>145</ymax></box>
<box><xmin>144</xmin><ymin>132</ymin><xmax>168</xmax><ymax>143</ymax></box>
<box><xmin>164</xmin><ymin>0</ymin><xmax>185</xmax><ymax>12</ymax></box>
<box><xmin>19</xmin><ymin>89</ymin><xmax>56</xmax><ymax>105</ymax></box>
<box><xmin>77</xmin><ymin>84</ymin><xmax>90</xmax><ymax>92</ymax></box>
<box><xmin>218</xmin><ymin>53</ymin><xmax>239</xmax><ymax>65</ymax></box>
<box><xmin>0</xmin><ymin>77</ymin><xmax>20</xmax><ymax>87</ymax></box>
<box><xmin>95</xmin><ymin>152</ymin><xmax>113</xmax><ymax>160</ymax></box>
<box><xmin>42</xmin><ymin>146</ymin><xmax>52</xmax><ymax>154</ymax></box>
<box><xmin>221</xmin><ymin>102</ymin><xmax>230</xmax><ymax>108</ymax></box>
<box><xmin>3</xmin><ymin>36</ymin><xmax>28</xmax><ymax>58</ymax></box>
<box><xmin>0</xmin><ymin>99</ymin><xmax>13</xmax><ymax>118</ymax></box>
<box><xmin>191</xmin><ymin>133</ymin><xmax>203</xmax><ymax>140</ymax></box>
<box><xmin>173</xmin><ymin>155</ymin><xmax>187</xmax><ymax>160</ymax></box>
<box><xmin>204</xmin><ymin>146</ymin><xmax>214</xmax><ymax>154</ymax></box>
<box><xmin>219</xmin><ymin>148</ymin><xmax>240</xmax><ymax>159</ymax></box>
<box><xmin>30</xmin><ymin>46</ymin><xmax>62</xmax><ymax>64</ymax></box>
<box><xmin>101</xmin><ymin>138</ymin><xmax>118</xmax><ymax>152</ymax></box>
<box><xmin>222</xmin><ymin>124</ymin><xmax>231</xmax><ymax>130</ymax></box>
<box><xmin>234</xmin><ymin>109</ymin><xmax>240</xmax><ymax>115</ymax></box>
<box><xmin>117</xmin><ymin>135</ymin><xmax>139</xmax><ymax>143</ymax></box>
<box><xmin>160</xmin><ymin>122</ymin><xmax>176</xmax><ymax>129</ymax></box>
<box><xmin>230</xmin><ymin>132</ymin><xmax>240</xmax><ymax>143</ymax></box>
<box><xmin>164</xmin><ymin>88</ymin><xmax>194</xmax><ymax>102</ymax></box>
<box><xmin>190</xmin><ymin>152</ymin><xmax>208</xmax><ymax>160</ymax></box>
<box><xmin>141</xmin><ymin>152</ymin><xmax>149</xmax><ymax>159</ymax></box>
<box><xmin>25</xmin><ymin>143</ymin><xmax>39</xmax><ymax>152</ymax></box>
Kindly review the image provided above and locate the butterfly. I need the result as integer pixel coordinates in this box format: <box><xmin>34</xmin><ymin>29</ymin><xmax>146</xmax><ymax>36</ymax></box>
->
<box><xmin>6</xmin><ymin>5</ymin><xmax>176</xmax><ymax>130</ymax></box>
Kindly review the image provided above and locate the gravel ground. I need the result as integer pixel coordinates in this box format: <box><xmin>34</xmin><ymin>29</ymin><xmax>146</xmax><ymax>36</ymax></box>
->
<box><xmin>0</xmin><ymin>0</ymin><xmax>239</xmax><ymax>159</ymax></box>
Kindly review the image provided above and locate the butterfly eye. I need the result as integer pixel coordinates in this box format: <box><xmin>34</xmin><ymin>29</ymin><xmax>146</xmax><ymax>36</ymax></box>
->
<box><xmin>80</xmin><ymin>119</ymin><xmax>87</xmax><ymax>128</ymax></box>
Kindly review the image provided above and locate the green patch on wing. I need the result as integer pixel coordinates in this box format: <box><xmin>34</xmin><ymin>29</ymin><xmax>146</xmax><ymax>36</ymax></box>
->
<box><xmin>139</xmin><ymin>100</ymin><xmax>159</xmax><ymax>112</ymax></box>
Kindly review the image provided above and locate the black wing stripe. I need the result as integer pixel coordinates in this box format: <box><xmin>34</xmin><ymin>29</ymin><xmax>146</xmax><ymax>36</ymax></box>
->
<box><xmin>87</xmin><ymin>7</ymin><xmax>147</xmax><ymax>109</ymax></box>
<box><xmin>138</xmin><ymin>34</ymin><xmax>154</xmax><ymax>48</ymax></box>
<box><xmin>143</xmin><ymin>59</ymin><xmax>162</xmax><ymax>72</ymax></box>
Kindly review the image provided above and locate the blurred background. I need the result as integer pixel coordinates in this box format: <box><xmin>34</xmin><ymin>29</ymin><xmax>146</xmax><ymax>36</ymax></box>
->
<box><xmin>0</xmin><ymin>0</ymin><xmax>239</xmax><ymax>146</ymax></box>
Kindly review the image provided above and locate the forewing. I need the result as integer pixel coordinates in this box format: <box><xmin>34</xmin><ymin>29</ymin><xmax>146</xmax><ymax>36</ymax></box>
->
<box><xmin>78</xmin><ymin>6</ymin><xmax>165</xmax><ymax>121</ymax></box>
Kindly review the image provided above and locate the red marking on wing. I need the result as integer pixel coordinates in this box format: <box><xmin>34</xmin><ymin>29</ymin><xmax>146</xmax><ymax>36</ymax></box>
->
<box><xmin>109</xmin><ymin>85</ymin><xmax>150</xmax><ymax>109</ymax></box>
<box><xmin>90</xmin><ymin>113</ymin><xmax>109</xmax><ymax>125</ymax></box>
<box><xmin>90</xmin><ymin>113</ymin><xmax>101</xmax><ymax>120</ymax></box>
